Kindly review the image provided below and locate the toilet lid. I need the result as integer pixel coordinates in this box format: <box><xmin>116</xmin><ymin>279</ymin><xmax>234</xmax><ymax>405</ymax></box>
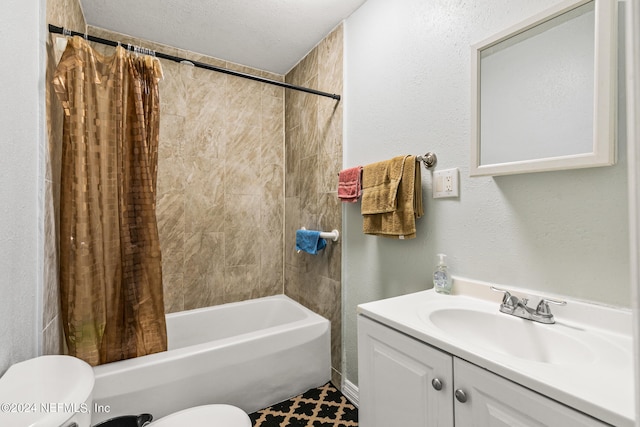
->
<box><xmin>0</xmin><ymin>355</ymin><xmax>94</xmax><ymax>427</ymax></box>
<box><xmin>149</xmin><ymin>404</ymin><xmax>251</xmax><ymax>426</ymax></box>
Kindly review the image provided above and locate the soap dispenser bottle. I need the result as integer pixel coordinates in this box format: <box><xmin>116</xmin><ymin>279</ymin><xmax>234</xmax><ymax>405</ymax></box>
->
<box><xmin>433</xmin><ymin>253</ymin><xmax>452</xmax><ymax>294</ymax></box>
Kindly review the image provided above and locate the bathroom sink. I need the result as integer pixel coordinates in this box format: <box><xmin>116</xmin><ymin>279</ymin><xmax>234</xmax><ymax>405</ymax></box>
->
<box><xmin>358</xmin><ymin>280</ymin><xmax>635</xmax><ymax>427</ymax></box>
<box><xmin>425</xmin><ymin>307</ymin><xmax>595</xmax><ymax>364</ymax></box>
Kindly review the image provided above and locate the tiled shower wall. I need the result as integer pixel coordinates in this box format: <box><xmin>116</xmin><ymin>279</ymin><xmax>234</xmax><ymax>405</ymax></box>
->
<box><xmin>45</xmin><ymin>17</ymin><xmax>285</xmax><ymax>352</ymax></box>
<box><xmin>45</xmin><ymin>2</ymin><xmax>343</xmax><ymax>385</ymax></box>
<box><xmin>87</xmin><ymin>26</ymin><xmax>287</xmax><ymax>312</ymax></box>
<box><xmin>284</xmin><ymin>25</ymin><xmax>344</xmax><ymax>386</ymax></box>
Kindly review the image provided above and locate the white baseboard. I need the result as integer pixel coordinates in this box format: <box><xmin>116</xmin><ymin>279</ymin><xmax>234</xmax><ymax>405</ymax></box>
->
<box><xmin>341</xmin><ymin>379</ymin><xmax>359</xmax><ymax>407</ymax></box>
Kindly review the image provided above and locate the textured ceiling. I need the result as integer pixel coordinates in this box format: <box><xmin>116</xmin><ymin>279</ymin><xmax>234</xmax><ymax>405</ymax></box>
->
<box><xmin>79</xmin><ymin>0</ymin><xmax>367</xmax><ymax>75</ymax></box>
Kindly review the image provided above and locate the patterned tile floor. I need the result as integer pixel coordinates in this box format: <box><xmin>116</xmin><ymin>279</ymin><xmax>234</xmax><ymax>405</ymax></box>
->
<box><xmin>250</xmin><ymin>383</ymin><xmax>358</xmax><ymax>427</ymax></box>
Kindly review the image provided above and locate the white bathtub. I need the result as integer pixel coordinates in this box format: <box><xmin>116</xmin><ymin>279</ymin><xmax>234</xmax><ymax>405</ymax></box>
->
<box><xmin>91</xmin><ymin>295</ymin><xmax>331</xmax><ymax>424</ymax></box>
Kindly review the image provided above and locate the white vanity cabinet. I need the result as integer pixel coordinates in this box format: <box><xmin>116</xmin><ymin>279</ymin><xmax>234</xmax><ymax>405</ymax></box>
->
<box><xmin>358</xmin><ymin>314</ymin><xmax>454</xmax><ymax>426</ymax></box>
<box><xmin>452</xmin><ymin>357</ymin><xmax>607</xmax><ymax>426</ymax></box>
<box><xmin>358</xmin><ymin>315</ymin><xmax>608</xmax><ymax>427</ymax></box>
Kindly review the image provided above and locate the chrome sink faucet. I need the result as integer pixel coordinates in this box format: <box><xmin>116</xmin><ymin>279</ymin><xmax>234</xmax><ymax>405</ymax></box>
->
<box><xmin>490</xmin><ymin>286</ymin><xmax>566</xmax><ymax>324</ymax></box>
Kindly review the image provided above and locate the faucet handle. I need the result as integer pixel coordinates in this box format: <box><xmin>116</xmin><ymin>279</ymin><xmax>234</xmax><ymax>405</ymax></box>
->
<box><xmin>490</xmin><ymin>286</ymin><xmax>509</xmax><ymax>299</ymax></box>
<box><xmin>490</xmin><ymin>286</ymin><xmax>517</xmax><ymax>307</ymax></box>
<box><xmin>535</xmin><ymin>297</ymin><xmax>567</xmax><ymax>315</ymax></box>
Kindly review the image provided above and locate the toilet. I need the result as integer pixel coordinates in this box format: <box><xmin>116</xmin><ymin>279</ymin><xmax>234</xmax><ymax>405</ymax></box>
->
<box><xmin>0</xmin><ymin>355</ymin><xmax>251</xmax><ymax>427</ymax></box>
<box><xmin>0</xmin><ymin>355</ymin><xmax>94</xmax><ymax>427</ymax></box>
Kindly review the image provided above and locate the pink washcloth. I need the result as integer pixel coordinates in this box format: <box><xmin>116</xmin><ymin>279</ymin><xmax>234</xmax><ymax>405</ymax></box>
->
<box><xmin>338</xmin><ymin>166</ymin><xmax>363</xmax><ymax>203</ymax></box>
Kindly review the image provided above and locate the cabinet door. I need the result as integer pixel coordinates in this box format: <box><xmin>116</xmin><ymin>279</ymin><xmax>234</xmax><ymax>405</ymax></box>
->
<box><xmin>358</xmin><ymin>315</ymin><xmax>454</xmax><ymax>427</ymax></box>
<box><xmin>453</xmin><ymin>358</ymin><xmax>608</xmax><ymax>427</ymax></box>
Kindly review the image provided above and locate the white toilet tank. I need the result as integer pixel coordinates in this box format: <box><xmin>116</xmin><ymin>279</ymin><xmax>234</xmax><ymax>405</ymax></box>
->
<box><xmin>0</xmin><ymin>355</ymin><xmax>94</xmax><ymax>427</ymax></box>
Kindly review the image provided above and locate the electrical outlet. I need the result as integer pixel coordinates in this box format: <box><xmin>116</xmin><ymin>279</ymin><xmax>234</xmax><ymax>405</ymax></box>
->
<box><xmin>444</xmin><ymin>175</ymin><xmax>453</xmax><ymax>192</ymax></box>
<box><xmin>433</xmin><ymin>168</ymin><xmax>459</xmax><ymax>198</ymax></box>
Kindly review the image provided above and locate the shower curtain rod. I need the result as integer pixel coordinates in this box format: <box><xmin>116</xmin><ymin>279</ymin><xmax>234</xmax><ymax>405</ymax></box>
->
<box><xmin>48</xmin><ymin>24</ymin><xmax>341</xmax><ymax>101</ymax></box>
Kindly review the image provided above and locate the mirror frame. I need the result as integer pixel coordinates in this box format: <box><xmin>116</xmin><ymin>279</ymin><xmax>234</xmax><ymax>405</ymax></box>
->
<box><xmin>470</xmin><ymin>0</ymin><xmax>617</xmax><ymax>177</ymax></box>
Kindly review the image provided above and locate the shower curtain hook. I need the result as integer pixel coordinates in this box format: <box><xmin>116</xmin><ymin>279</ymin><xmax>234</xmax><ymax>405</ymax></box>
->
<box><xmin>62</xmin><ymin>27</ymin><xmax>72</xmax><ymax>37</ymax></box>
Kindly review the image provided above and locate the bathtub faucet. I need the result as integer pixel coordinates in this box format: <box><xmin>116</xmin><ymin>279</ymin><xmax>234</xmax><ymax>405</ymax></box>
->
<box><xmin>490</xmin><ymin>286</ymin><xmax>566</xmax><ymax>324</ymax></box>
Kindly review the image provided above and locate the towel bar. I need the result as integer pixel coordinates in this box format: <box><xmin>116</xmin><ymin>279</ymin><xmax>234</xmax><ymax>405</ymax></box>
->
<box><xmin>319</xmin><ymin>230</ymin><xmax>340</xmax><ymax>242</ymax></box>
<box><xmin>296</xmin><ymin>227</ymin><xmax>339</xmax><ymax>254</ymax></box>
<box><xmin>300</xmin><ymin>227</ymin><xmax>340</xmax><ymax>242</ymax></box>
<box><xmin>416</xmin><ymin>152</ymin><xmax>437</xmax><ymax>169</ymax></box>
<box><xmin>339</xmin><ymin>152</ymin><xmax>437</xmax><ymax>177</ymax></box>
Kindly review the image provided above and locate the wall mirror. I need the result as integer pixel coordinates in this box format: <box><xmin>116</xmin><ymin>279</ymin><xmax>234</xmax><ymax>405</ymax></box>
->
<box><xmin>470</xmin><ymin>0</ymin><xmax>617</xmax><ymax>177</ymax></box>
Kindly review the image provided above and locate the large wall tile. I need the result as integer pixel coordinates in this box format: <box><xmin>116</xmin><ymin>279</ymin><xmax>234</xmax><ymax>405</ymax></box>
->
<box><xmin>284</xmin><ymin>197</ymin><xmax>301</xmax><ymax>268</ymax></box>
<box><xmin>284</xmin><ymin>24</ymin><xmax>343</xmax><ymax>385</ymax></box>
<box><xmin>184</xmin><ymin>232</ymin><xmax>225</xmax><ymax>309</ymax></box>
<box><xmin>159</xmin><ymin>61</ymin><xmax>189</xmax><ymax>117</ymax></box>
<box><xmin>163</xmin><ymin>274</ymin><xmax>184</xmax><ymax>314</ymax></box>
<box><xmin>157</xmin><ymin>191</ymin><xmax>185</xmax><ymax>278</ymax></box>
<box><xmin>298</xmin><ymin>87</ymin><xmax>320</xmax><ymax>160</ymax></box>
<box><xmin>224</xmin><ymin>265</ymin><xmax>260</xmax><ymax>303</ymax></box>
<box><xmin>287</xmin><ymin>48</ymin><xmax>319</xmax><ymax>87</ymax></box>
<box><xmin>226</xmin><ymin>123</ymin><xmax>262</xmax><ymax>161</ymax></box>
<box><xmin>47</xmin><ymin>0</ymin><xmax>85</xmax><ymax>32</ymax></box>
<box><xmin>285</xmin><ymin>126</ymin><xmax>301</xmax><ymax>198</ymax></box>
<box><xmin>185</xmin><ymin>158</ymin><xmax>225</xmax><ymax>233</ymax></box>
<box><xmin>261</xmin><ymin>164</ymin><xmax>284</xmax><ymax>231</ymax></box>
<box><xmin>225</xmin><ymin>194</ymin><xmax>261</xmax><ymax>231</ymax></box>
<box><xmin>227</xmin><ymin>78</ymin><xmax>263</xmax><ymax>126</ymax></box>
<box><xmin>318</xmin><ymin>26</ymin><xmax>344</xmax><ymax>94</ymax></box>
<box><xmin>260</xmin><ymin>228</ymin><xmax>284</xmax><ymax>296</ymax></box>
<box><xmin>299</xmin><ymin>155</ymin><xmax>319</xmax><ymax>216</ymax></box>
<box><xmin>224</xmin><ymin>193</ymin><xmax>261</xmax><ymax>268</ymax></box>
<box><xmin>159</xmin><ymin>114</ymin><xmax>186</xmax><ymax>160</ymax></box>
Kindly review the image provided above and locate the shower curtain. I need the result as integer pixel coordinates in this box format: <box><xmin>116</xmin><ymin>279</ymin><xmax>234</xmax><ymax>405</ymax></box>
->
<box><xmin>53</xmin><ymin>36</ymin><xmax>167</xmax><ymax>365</ymax></box>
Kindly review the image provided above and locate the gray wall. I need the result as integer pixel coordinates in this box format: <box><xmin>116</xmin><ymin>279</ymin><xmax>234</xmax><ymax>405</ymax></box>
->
<box><xmin>0</xmin><ymin>0</ymin><xmax>46</xmax><ymax>374</ymax></box>
<box><xmin>343</xmin><ymin>0</ymin><xmax>629</xmax><ymax>386</ymax></box>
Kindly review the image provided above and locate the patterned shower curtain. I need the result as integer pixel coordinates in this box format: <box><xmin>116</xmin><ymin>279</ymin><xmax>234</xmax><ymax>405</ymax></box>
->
<box><xmin>53</xmin><ymin>36</ymin><xmax>167</xmax><ymax>365</ymax></box>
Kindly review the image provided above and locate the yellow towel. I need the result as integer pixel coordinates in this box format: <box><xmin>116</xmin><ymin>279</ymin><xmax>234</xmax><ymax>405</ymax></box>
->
<box><xmin>414</xmin><ymin>160</ymin><xmax>423</xmax><ymax>219</ymax></box>
<box><xmin>363</xmin><ymin>155</ymin><xmax>423</xmax><ymax>239</ymax></box>
<box><xmin>361</xmin><ymin>155</ymin><xmax>409</xmax><ymax>215</ymax></box>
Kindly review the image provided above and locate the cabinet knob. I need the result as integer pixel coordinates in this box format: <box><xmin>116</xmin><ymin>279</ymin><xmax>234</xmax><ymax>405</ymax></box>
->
<box><xmin>455</xmin><ymin>389</ymin><xmax>468</xmax><ymax>403</ymax></box>
<box><xmin>431</xmin><ymin>378</ymin><xmax>443</xmax><ymax>391</ymax></box>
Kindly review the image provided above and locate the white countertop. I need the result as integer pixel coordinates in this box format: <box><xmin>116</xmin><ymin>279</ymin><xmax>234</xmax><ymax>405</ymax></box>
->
<box><xmin>357</xmin><ymin>278</ymin><xmax>635</xmax><ymax>427</ymax></box>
